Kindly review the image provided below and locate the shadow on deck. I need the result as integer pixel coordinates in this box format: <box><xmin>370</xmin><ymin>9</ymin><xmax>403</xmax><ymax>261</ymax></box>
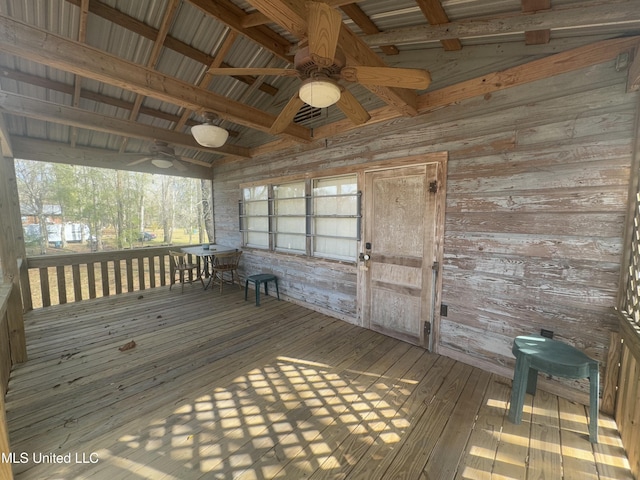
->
<box><xmin>5</xmin><ymin>285</ymin><xmax>633</xmax><ymax>479</ymax></box>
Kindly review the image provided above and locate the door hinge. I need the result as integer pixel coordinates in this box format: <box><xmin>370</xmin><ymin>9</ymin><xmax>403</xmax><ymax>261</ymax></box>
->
<box><xmin>429</xmin><ymin>181</ymin><xmax>438</xmax><ymax>193</ymax></box>
<box><xmin>424</xmin><ymin>322</ymin><xmax>431</xmax><ymax>335</ymax></box>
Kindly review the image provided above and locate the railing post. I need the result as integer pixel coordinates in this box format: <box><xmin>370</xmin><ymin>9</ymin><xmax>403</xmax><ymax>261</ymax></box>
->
<box><xmin>0</xmin><ymin>392</ymin><xmax>13</xmax><ymax>480</ymax></box>
<box><xmin>25</xmin><ymin>245</ymin><xmax>184</xmax><ymax>308</ymax></box>
<box><xmin>601</xmin><ymin>330</ymin><xmax>622</xmax><ymax>416</ymax></box>
<box><xmin>0</xmin><ymin>156</ymin><xmax>27</xmax><ymax>363</ymax></box>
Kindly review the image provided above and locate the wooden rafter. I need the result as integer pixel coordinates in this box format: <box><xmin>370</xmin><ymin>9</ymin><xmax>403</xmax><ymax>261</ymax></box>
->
<box><xmin>415</xmin><ymin>0</ymin><xmax>462</xmax><ymax>51</ymax></box>
<box><xmin>64</xmin><ymin>0</ymin><xmax>280</xmax><ymax>97</ymax></box>
<box><xmin>244</xmin><ymin>0</ymin><xmax>418</xmax><ymax>116</ymax></box>
<box><xmin>0</xmin><ymin>113</ymin><xmax>13</xmax><ymax>158</ymax></box>
<box><xmin>119</xmin><ymin>0</ymin><xmax>181</xmax><ymax>154</ymax></box>
<box><xmin>628</xmin><ymin>43</ymin><xmax>640</xmax><ymax>92</ymax></box>
<box><xmin>0</xmin><ymin>91</ymin><xmax>250</xmax><ymax>159</ymax></box>
<box><xmin>248</xmin><ymin>35</ymin><xmax>640</xmax><ymax>160</ymax></box>
<box><xmin>0</xmin><ymin>66</ymin><xmax>241</xmax><ymax>134</ymax></box>
<box><xmin>173</xmin><ymin>30</ymin><xmax>240</xmax><ymax>133</ymax></box>
<box><xmin>240</xmin><ymin>0</ymin><xmax>364</xmax><ymax>28</ymax></box>
<box><xmin>340</xmin><ymin>3</ymin><xmax>399</xmax><ymax>56</ymax></box>
<box><xmin>522</xmin><ymin>0</ymin><xmax>552</xmax><ymax>45</ymax></box>
<box><xmin>70</xmin><ymin>0</ymin><xmax>89</xmax><ymax>148</ymax></box>
<box><xmin>0</xmin><ymin>14</ymin><xmax>311</xmax><ymax>142</ymax></box>
<box><xmin>362</xmin><ymin>2</ymin><xmax>640</xmax><ymax>48</ymax></box>
<box><xmin>11</xmin><ymin>137</ymin><xmax>212</xmax><ymax>179</ymax></box>
<box><xmin>185</xmin><ymin>0</ymin><xmax>293</xmax><ymax>61</ymax></box>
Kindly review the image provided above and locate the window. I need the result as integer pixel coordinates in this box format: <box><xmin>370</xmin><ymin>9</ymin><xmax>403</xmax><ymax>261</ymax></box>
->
<box><xmin>240</xmin><ymin>175</ymin><xmax>360</xmax><ymax>261</ymax></box>
<box><xmin>242</xmin><ymin>185</ymin><xmax>269</xmax><ymax>248</ymax></box>
<box><xmin>274</xmin><ymin>182</ymin><xmax>306</xmax><ymax>253</ymax></box>
<box><xmin>312</xmin><ymin>176</ymin><xmax>358</xmax><ymax>261</ymax></box>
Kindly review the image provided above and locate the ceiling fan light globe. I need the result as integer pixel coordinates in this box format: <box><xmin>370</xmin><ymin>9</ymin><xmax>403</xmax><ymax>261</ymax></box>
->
<box><xmin>191</xmin><ymin>124</ymin><xmax>229</xmax><ymax>148</ymax></box>
<box><xmin>299</xmin><ymin>79</ymin><xmax>341</xmax><ymax>108</ymax></box>
<box><xmin>150</xmin><ymin>158</ymin><xmax>174</xmax><ymax>169</ymax></box>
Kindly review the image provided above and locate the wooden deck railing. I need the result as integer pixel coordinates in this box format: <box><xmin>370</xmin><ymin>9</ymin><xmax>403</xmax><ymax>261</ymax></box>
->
<box><xmin>25</xmin><ymin>245</ymin><xmax>200</xmax><ymax>309</ymax></box>
<box><xmin>615</xmin><ymin>311</ymin><xmax>640</xmax><ymax>478</ymax></box>
<box><xmin>0</xmin><ymin>283</ymin><xmax>12</xmax><ymax>395</ymax></box>
<box><xmin>0</xmin><ymin>281</ymin><xmax>15</xmax><ymax>480</ymax></box>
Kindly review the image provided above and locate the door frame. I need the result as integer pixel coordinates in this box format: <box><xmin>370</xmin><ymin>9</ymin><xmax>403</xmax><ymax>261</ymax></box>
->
<box><xmin>357</xmin><ymin>152</ymin><xmax>448</xmax><ymax>352</ymax></box>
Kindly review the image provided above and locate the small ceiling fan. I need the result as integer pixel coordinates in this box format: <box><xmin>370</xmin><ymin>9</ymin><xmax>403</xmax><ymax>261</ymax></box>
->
<box><xmin>207</xmin><ymin>2</ymin><xmax>431</xmax><ymax>134</ymax></box>
<box><xmin>127</xmin><ymin>141</ymin><xmax>188</xmax><ymax>171</ymax></box>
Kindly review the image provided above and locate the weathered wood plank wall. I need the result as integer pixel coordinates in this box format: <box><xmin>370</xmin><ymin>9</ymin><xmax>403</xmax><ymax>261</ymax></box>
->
<box><xmin>213</xmin><ymin>59</ymin><xmax>637</xmax><ymax>400</ymax></box>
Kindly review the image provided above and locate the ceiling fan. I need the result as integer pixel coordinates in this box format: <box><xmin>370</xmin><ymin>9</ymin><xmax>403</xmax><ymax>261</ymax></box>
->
<box><xmin>207</xmin><ymin>2</ymin><xmax>431</xmax><ymax>134</ymax></box>
<box><xmin>127</xmin><ymin>141</ymin><xmax>188</xmax><ymax>171</ymax></box>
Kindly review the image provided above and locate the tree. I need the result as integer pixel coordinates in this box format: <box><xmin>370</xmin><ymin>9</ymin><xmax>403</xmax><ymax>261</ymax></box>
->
<box><xmin>201</xmin><ymin>179</ymin><xmax>214</xmax><ymax>243</ymax></box>
<box><xmin>51</xmin><ymin>163</ymin><xmax>79</xmax><ymax>248</ymax></box>
<box><xmin>15</xmin><ymin>160</ymin><xmax>55</xmax><ymax>254</ymax></box>
<box><xmin>16</xmin><ymin>159</ymin><xmax>213</xmax><ymax>254</ymax></box>
<box><xmin>161</xmin><ymin>175</ymin><xmax>176</xmax><ymax>244</ymax></box>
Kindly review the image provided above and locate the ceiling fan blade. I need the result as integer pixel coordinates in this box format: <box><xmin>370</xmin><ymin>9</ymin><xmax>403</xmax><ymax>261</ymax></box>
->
<box><xmin>172</xmin><ymin>159</ymin><xmax>187</xmax><ymax>171</ymax></box>
<box><xmin>341</xmin><ymin>66</ymin><xmax>432</xmax><ymax>90</ymax></box>
<box><xmin>206</xmin><ymin>67</ymin><xmax>299</xmax><ymax>77</ymax></box>
<box><xmin>178</xmin><ymin>156</ymin><xmax>212</xmax><ymax>168</ymax></box>
<box><xmin>307</xmin><ymin>2</ymin><xmax>342</xmax><ymax>67</ymax></box>
<box><xmin>270</xmin><ymin>94</ymin><xmax>305</xmax><ymax>135</ymax></box>
<box><xmin>336</xmin><ymin>89</ymin><xmax>371</xmax><ymax>126</ymax></box>
<box><xmin>127</xmin><ymin>156</ymin><xmax>152</xmax><ymax>166</ymax></box>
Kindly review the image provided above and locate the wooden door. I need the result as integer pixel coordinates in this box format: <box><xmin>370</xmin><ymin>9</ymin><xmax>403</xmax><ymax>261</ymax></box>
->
<box><xmin>363</xmin><ymin>164</ymin><xmax>440</xmax><ymax>348</ymax></box>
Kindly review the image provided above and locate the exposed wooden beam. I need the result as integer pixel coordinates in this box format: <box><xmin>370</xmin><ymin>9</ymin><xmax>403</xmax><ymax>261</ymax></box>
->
<box><xmin>64</xmin><ymin>0</ymin><xmax>281</xmax><ymax>97</ymax></box>
<box><xmin>185</xmin><ymin>0</ymin><xmax>293</xmax><ymax>61</ymax></box>
<box><xmin>0</xmin><ymin>91</ymin><xmax>251</xmax><ymax>159</ymax></box>
<box><xmin>247</xmin><ymin>35</ymin><xmax>640</xmax><ymax>159</ymax></box>
<box><xmin>415</xmin><ymin>0</ymin><xmax>462</xmax><ymax>51</ymax></box>
<box><xmin>0</xmin><ymin>114</ymin><xmax>13</xmax><ymax>158</ymax></box>
<box><xmin>416</xmin><ymin>35</ymin><xmax>640</xmax><ymax>112</ymax></box>
<box><xmin>340</xmin><ymin>3</ymin><xmax>399</xmax><ymax>56</ymax></box>
<box><xmin>362</xmin><ymin>2</ymin><xmax>640</xmax><ymax>47</ymax></box>
<box><xmin>0</xmin><ymin>66</ymin><xmax>241</xmax><ymax>132</ymax></box>
<box><xmin>11</xmin><ymin>137</ymin><xmax>212</xmax><ymax>179</ymax></box>
<box><xmin>120</xmin><ymin>0</ymin><xmax>180</xmax><ymax>153</ymax></box>
<box><xmin>242</xmin><ymin>0</ymin><xmax>363</xmax><ymax>28</ymax></box>
<box><xmin>0</xmin><ymin>15</ymin><xmax>311</xmax><ymax>142</ymax></box>
<box><xmin>70</xmin><ymin>0</ymin><xmax>90</xmax><ymax>148</ymax></box>
<box><xmin>0</xmin><ymin>67</ymin><xmax>234</xmax><ymax>136</ymax></box>
<box><xmin>245</xmin><ymin>0</ymin><xmax>418</xmax><ymax>116</ymax></box>
<box><xmin>522</xmin><ymin>0</ymin><xmax>551</xmax><ymax>45</ymax></box>
<box><xmin>338</xmin><ymin>25</ymin><xmax>418</xmax><ymax>116</ymax></box>
<box><xmin>175</xmin><ymin>30</ymin><xmax>239</xmax><ymax>133</ymax></box>
<box><xmin>628</xmin><ymin>43</ymin><xmax>640</xmax><ymax>92</ymax></box>
<box><xmin>244</xmin><ymin>0</ymin><xmax>307</xmax><ymax>38</ymax></box>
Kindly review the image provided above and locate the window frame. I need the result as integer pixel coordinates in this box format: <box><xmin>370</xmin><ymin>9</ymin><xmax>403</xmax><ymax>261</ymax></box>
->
<box><xmin>240</xmin><ymin>175</ymin><xmax>360</xmax><ymax>262</ymax></box>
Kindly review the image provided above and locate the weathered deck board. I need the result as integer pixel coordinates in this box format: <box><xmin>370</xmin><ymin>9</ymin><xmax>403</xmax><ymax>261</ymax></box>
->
<box><xmin>5</xmin><ymin>288</ymin><xmax>633</xmax><ymax>479</ymax></box>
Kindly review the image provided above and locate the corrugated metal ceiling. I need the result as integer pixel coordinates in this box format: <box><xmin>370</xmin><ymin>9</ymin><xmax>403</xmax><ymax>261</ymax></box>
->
<box><xmin>0</xmin><ymin>0</ymin><xmax>638</xmax><ymax>170</ymax></box>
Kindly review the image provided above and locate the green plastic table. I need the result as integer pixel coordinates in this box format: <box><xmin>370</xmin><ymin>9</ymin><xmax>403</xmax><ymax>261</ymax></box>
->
<box><xmin>244</xmin><ymin>273</ymin><xmax>279</xmax><ymax>306</ymax></box>
<box><xmin>508</xmin><ymin>334</ymin><xmax>599</xmax><ymax>443</ymax></box>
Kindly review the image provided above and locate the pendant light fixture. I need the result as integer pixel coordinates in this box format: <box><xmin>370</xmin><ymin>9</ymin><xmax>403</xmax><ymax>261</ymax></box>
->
<box><xmin>191</xmin><ymin>112</ymin><xmax>229</xmax><ymax>148</ymax></box>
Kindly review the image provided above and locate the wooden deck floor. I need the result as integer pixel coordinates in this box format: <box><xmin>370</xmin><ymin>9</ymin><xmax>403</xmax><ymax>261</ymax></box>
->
<box><xmin>5</xmin><ymin>286</ymin><xmax>633</xmax><ymax>480</ymax></box>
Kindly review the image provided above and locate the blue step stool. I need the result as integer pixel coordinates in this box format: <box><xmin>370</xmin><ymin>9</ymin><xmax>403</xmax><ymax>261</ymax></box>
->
<box><xmin>245</xmin><ymin>273</ymin><xmax>280</xmax><ymax>306</ymax></box>
<box><xmin>508</xmin><ymin>334</ymin><xmax>599</xmax><ymax>443</ymax></box>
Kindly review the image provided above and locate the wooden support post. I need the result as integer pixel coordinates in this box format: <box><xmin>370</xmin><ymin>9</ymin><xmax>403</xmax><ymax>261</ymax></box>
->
<box><xmin>4</xmin><ymin>159</ymin><xmax>32</xmax><ymax>311</ymax></box>
<box><xmin>0</xmin><ymin>392</ymin><xmax>13</xmax><ymax>480</ymax></box>
<box><xmin>0</xmin><ymin>156</ymin><xmax>27</xmax><ymax>363</ymax></box>
<box><xmin>601</xmin><ymin>331</ymin><xmax>622</xmax><ymax>416</ymax></box>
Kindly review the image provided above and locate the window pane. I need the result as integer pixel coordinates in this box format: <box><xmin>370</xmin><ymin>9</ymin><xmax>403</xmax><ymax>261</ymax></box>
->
<box><xmin>313</xmin><ymin>175</ymin><xmax>357</xmax><ymax>261</ymax></box>
<box><xmin>243</xmin><ymin>186</ymin><xmax>269</xmax><ymax>248</ymax></box>
<box><xmin>274</xmin><ymin>182</ymin><xmax>306</xmax><ymax>253</ymax></box>
<box><xmin>314</xmin><ymin>236</ymin><xmax>357</xmax><ymax>260</ymax></box>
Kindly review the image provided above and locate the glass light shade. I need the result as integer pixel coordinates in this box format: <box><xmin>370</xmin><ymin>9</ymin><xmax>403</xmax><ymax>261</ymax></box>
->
<box><xmin>299</xmin><ymin>78</ymin><xmax>341</xmax><ymax>108</ymax></box>
<box><xmin>150</xmin><ymin>158</ymin><xmax>174</xmax><ymax>169</ymax></box>
<box><xmin>191</xmin><ymin>123</ymin><xmax>229</xmax><ymax>148</ymax></box>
